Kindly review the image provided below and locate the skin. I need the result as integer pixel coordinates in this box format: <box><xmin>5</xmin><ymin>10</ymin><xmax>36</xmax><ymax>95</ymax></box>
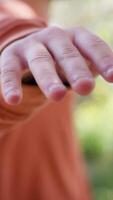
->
<box><xmin>1</xmin><ymin>0</ymin><xmax>113</xmax><ymax>105</ymax></box>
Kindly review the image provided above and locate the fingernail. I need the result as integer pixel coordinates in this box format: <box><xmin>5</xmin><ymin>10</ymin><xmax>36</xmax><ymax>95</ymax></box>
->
<box><xmin>47</xmin><ymin>84</ymin><xmax>67</xmax><ymax>100</ymax></box>
<box><xmin>5</xmin><ymin>90</ymin><xmax>22</xmax><ymax>105</ymax></box>
<box><xmin>105</xmin><ymin>68</ymin><xmax>113</xmax><ymax>82</ymax></box>
<box><xmin>7</xmin><ymin>94</ymin><xmax>21</xmax><ymax>105</ymax></box>
<box><xmin>72</xmin><ymin>77</ymin><xmax>95</xmax><ymax>95</ymax></box>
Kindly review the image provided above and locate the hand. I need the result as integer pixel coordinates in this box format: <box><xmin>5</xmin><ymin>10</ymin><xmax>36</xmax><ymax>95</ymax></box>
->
<box><xmin>1</xmin><ymin>26</ymin><xmax>113</xmax><ymax>105</ymax></box>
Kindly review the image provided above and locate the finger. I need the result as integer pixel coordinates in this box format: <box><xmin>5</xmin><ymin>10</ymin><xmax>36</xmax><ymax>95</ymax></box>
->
<box><xmin>25</xmin><ymin>42</ymin><xmax>67</xmax><ymax>101</ymax></box>
<box><xmin>73</xmin><ymin>27</ymin><xmax>113</xmax><ymax>82</ymax></box>
<box><xmin>1</xmin><ymin>52</ymin><xmax>23</xmax><ymax>105</ymax></box>
<box><xmin>40</xmin><ymin>27</ymin><xmax>95</xmax><ymax>96</ymax></box>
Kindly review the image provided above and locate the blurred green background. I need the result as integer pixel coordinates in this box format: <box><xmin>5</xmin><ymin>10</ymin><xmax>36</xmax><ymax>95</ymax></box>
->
<box><xmin>49</xmin><ymin>0</ymin><xmax>113</xmax><ymax>199</ymax></box>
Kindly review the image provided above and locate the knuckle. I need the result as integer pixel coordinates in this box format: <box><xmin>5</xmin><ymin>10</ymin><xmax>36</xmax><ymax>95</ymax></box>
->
<box><xmin>48</xmin><ymin>26</ymin><xmax>63</xmax><ymax>34</ymax></box>
<box><xmin>3</xmin><ymin>81</ymin><xmax>14</xmax><ymax>89</ymax></box>
<box><xmin>29</xmin><ymin>49</ymin><xmax>52</xmax><ymax>65</ymax></box>
<box><xmin>45</xmin><ymin>26</ymin><xmax>65</xmax><ymax>40</ymax></box>
<box><xmin>2</xmin><ymin>65</ymin><xmax>16</xmax><ymax>75</ymax></box>
<box><xmin>29</xmin><ymin>55</ymin><xmax>50</xmax><ymax>65</ymax></box>
<box><xmin>23</xmin><ymin>37</ymin><xmax>36</xmax><ymax>49</ymax></box>
<box><xmin>60</xmin><ymin>45</ymin><xmax>79</xmax><ymax>61</ymax></box>
<box><xmin>2</xmin><ymin>77</ymin><xmax>13</xmax><ymax>85</ymax></box>
<box><xmin>89</xmin><ymin>35</ymin><xmax>105</xmax><ymax>49</ymax></box>
<box><xmin>73</xmin><ymin>26</ymin><xmax>89</xmax><ymax>40</ymax></box>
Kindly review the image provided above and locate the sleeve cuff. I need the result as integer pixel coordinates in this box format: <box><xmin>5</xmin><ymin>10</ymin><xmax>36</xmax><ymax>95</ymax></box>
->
<box><xmin>0</xmin><ymin>18</ymin><xmax>47</xmax><ymax>52</ymax></box>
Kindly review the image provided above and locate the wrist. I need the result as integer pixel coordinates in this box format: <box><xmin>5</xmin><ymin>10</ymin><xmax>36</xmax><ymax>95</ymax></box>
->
<box><xmin>0</xmin><ymin>17</ymin><xmax>47</xmax><ymax>53</ymax></box>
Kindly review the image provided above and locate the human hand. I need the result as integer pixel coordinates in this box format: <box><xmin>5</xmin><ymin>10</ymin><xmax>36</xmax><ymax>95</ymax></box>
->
<box><xmin>1</xmin><ymin>26</ymin><xmax>113</xmax><ymax>105</ymax></box>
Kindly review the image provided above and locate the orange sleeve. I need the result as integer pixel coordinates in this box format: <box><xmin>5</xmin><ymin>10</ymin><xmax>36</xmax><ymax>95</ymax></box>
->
<box><xmin>0</xmin><ymin>1</ymin><xmax>47</xmax><ymax>52</ymax></box>
<box><xmin>0</xmin><ymin>1</ymin><xmax>47</xmax><ymax>134</ymax></box>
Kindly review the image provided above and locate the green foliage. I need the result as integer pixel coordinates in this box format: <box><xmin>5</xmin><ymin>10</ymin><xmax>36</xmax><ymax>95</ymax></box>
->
<box><xmin>74</xmin><ymin>79</ymin><xmax>113</xmax><ymax>199</ymax></box>
<box><xmin>95</xmin><ymin>189</ymin><xmax>113</xmax><ymax>200</ymax></box>
<box><xmin>81</xmin><ymin>132</ymin><xmax>103</xmax><ymax>161</ymax></box>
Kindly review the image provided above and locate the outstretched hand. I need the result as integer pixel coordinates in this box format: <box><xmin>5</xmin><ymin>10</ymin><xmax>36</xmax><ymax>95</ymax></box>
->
<box><xmin>1</xmin><ymin>26</ymin><xmax>113</xmax><ymax>105</ymax></box>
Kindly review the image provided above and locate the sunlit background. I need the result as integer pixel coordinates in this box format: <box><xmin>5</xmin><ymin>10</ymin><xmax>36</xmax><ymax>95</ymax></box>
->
<box><xmin>49</xmin><ymin>1</ymin><xmax>113</xmax><ymax>199</ymax></box>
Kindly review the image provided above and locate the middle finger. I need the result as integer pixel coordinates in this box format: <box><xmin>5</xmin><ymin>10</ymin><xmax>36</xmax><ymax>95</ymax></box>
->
<box><xmin>41</xmin><ymin>27</ymin><xmax>95</xmax><ymax>95</ymax></box>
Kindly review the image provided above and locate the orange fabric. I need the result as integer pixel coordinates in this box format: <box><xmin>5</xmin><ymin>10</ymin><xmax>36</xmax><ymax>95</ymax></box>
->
<box><xmin>0</xmin><ymin>2</ymin><xmax>46</xmax><ymax>52</ymax></box>
<box><xmin>0</xmin><ymin>92</ymin><xmax>92</xmax><ymax>200</ymax></box>
<box><xmin>0</xmin><ymin>1</ymin><xmax>92</xmax><ymax>200</ymax></box>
